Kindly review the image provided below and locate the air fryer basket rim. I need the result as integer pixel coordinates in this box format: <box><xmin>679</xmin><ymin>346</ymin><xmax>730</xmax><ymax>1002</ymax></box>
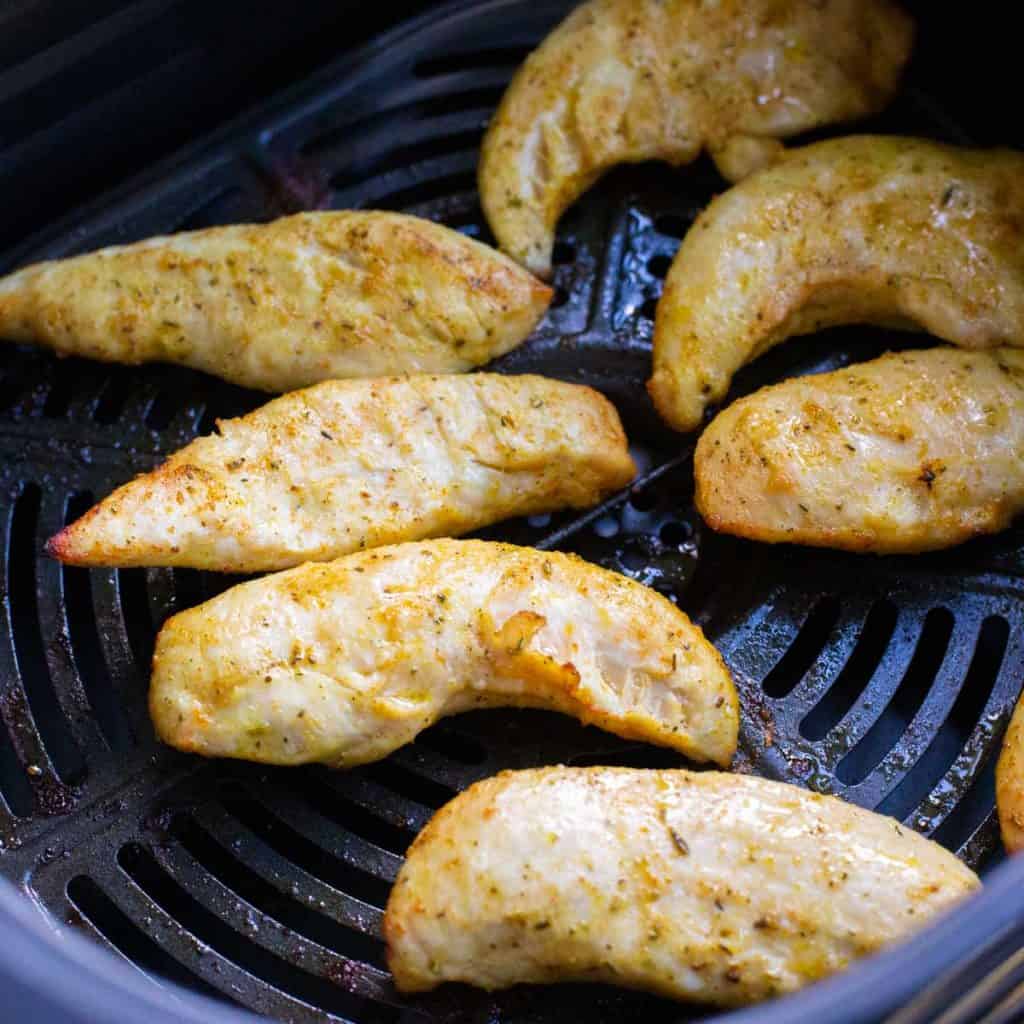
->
<box><xmin>1</xmin><ymin>1</ymin><xmax>1023</xmax><ymax>1022</ymax></box>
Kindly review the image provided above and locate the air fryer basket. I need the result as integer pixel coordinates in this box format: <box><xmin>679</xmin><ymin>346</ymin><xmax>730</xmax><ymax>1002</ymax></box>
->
<box><xmin>2</xmin><ymin>2</ymin><xmax>1024</xmax><ymax>1022</ymax></box>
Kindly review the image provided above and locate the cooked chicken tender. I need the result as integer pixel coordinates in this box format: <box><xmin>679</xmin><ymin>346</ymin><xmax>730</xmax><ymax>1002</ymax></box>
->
<box><xmin>695</xmin><ymin>348</ymin><xmax>1024</xmax><ymax>554</ymax></box>
<box><xmin>385</xmin><ymin>767</ymin><xmax>979</xmax><ymax>1004</ymax></box>
<box><xmin>47</xmin><ymin>374</ymin><xmax>634</xmax><ymax>572</ymax></box>
<box><xmin>650</xmin><ymin>137</ymin><xmax>1024</xmax><ymax>432</ymax></box>
<box><xmin>150</xmin><ymin>540</ymin><xmax>738</xmax><ymax>768</ymax></box>
<box><xmin>480</xmin><ymin>0</ymin><xmax>912</xmax><ymax>276</ymax></box>
<box><xmin>0</xmin><ymin>211</ymin><xmax>552</xmax><ymax>392</ymax></box>
<box><xmin>997</xmin><ymin>694</ymin><xmax>1024</xmax><ymax>854</ymax></box>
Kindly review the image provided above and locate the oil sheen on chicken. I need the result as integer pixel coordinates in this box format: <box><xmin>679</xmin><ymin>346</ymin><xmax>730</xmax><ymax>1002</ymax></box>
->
<box><xmin>0</xmin><ymin>211</ymin><xmax>552</xmax><ymax>391</ymax></box>
<box><xmin>48</xmin><ymin>374</ymin><xmax>635</xmax><ymax>572</ymax></box>
<box><xmin>480</xmin><ymin>0</ymin><xmax>912</xmax><ymax>276</ymax></box>
<box><xmin>650</xmin><ymin>137</ymin><xmax>1024</xmax><ymax>432</ymax></box>
<box><xmin>695</xmin><ymin>348</ymin><xmax>1024</xmax><ymax>554</ymax></box>
<box><xmin>385</xmin><ymin>767</ymin><xmax>979</xmax><ymax>1005</ymax></box>
<box><xmin>150</xmin><ymin>540</ymin><xmax>738</xmax><ymax>768</ymax></box>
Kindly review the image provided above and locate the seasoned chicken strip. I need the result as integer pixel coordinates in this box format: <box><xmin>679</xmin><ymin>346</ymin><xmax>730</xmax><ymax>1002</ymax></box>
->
<box><xmin>650</xmin><ymin>137</ymin><xmax>1024</xmax><ymax>432</ymax></box>
<box><xmin>150</xmin><ymin>540</ymin><xmax>737</xmax><ymax>768</ymax></box>
<box><xmin>695</xmin><ymin>348</ymin><xmax>1024</xmax><ymax>554</ymax></box>
<box><xmin>47</xmin><ymin>374</ymin><xmax>635</xmax><ymax>573</ymax></box>
<box><xmin>0</xmin><ymin>211</ymin><xmax>552</xmax><ymax>392</ymax></box>
<box><xmin>385</xmin><ymin>767</ymin><xmax>979</xmax><ymax>1004</ymax></box>
<box><xmin>480</xmin><ymin>0</ymin><xmax>912</xmax><ymax>276</ymax></box>
<box><xmin>997</xmin><ymin>693</ymin><xmax>1024</xmax><ymax>854</ymax></box>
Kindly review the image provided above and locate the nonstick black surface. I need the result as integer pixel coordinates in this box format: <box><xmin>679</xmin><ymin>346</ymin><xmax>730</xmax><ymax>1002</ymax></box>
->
<box><xmin>1</xmin><ymin>2</ymin><xmax>1023</xmax><ymax>1022</ymax></box>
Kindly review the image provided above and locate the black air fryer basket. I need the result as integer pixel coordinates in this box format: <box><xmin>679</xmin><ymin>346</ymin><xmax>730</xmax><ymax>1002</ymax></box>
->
<box><xmin>2</xmin><ymin>2</ymin><xmax>1023</xmax><ymax>1022</ymax></box>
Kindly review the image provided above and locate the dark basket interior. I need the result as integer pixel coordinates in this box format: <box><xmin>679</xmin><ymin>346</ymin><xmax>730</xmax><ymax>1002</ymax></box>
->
<box><xmin>1</xmin><ymin>2</ymin><xmax>1023</xmax><ymax>1023</ymax></box>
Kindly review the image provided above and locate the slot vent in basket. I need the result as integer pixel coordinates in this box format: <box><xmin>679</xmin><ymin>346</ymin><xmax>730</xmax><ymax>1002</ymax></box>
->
<box><xmin>67</xmin><ymin>872</ymin><xmax>231</xmax><ymax>1003</ymax></box>
<box><xmin>836</xmin><ymin>607</ymin><xmax>956</xmax><ymax>786</ymax></box>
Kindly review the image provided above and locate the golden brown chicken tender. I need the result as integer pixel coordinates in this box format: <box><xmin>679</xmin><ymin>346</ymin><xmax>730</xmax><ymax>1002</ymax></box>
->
<box><xmin>48</xmin><ymin>374</ymin><xmax>635</xmax><ymax>573</ymax></box>
<box><xmin>650</xmin><ymin>137</ymin><xmax>1024</xmax><ymax>432</ymax></box>
<box><xmin>0</xmin><ymin>211</ymin><xmax>552</xmax><ymax>392</ymax></box>
<box><xmin>695</xmin><ymin>348</ymin><xmax>1024</xmax><ymax>554</ymax></box>
<box><xmin>385</xmin><ymin>767</ymin><xmax>978</xmax><ymax>1005</ymax></box>
<box><xmin>480</xmin><ymin>0</ymin><xmax>913</xmax><ymax>276</ymax></box>
<box><xmin>997</xmin><ymin>694</ymin><xmax>1024</xmax><ymax>854</ymax></box>
<box><xmin>150</xmin><ymin>540</ymin><xmax>738</xmax><ymax>770</ymax></box>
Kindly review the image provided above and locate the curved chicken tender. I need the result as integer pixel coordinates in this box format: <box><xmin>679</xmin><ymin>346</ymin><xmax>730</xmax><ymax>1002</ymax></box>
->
<box><xmin>997</xmin><ymin>694</ymin><xmax>1024</xmax><ymax>854</ymax></box>
<box><xmin>47</xmin><ymin>374</ymin><xmax>635</xmax><ymax>573</ymax></box>
<box><xmin>0</xmin><ymin>211</ymin><xmax>551</xmax><ymax>392</ymax></box>
<box><xmin>150</xmin><ymin>540</ymin><xmax>737</xmax><ymax>768</ymax></box>
<box><xmin>650</xmin><ymin>137</ymin><xmax>1024</xmax><ymax>432</ymax></box>
<box><xmin>480</xmin><ymin>0</ymin><xmax>912</xmax><ymax>276</ymax></box>
<box><xmin>385</xmin><ymin>767</ymin><xmax>978</xmax><ymax>1004</ymax></box>
<box><xmin>696</xmin><ymin>348</ymin><xmax>1024</xmax><ymax>554</ymax></box>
